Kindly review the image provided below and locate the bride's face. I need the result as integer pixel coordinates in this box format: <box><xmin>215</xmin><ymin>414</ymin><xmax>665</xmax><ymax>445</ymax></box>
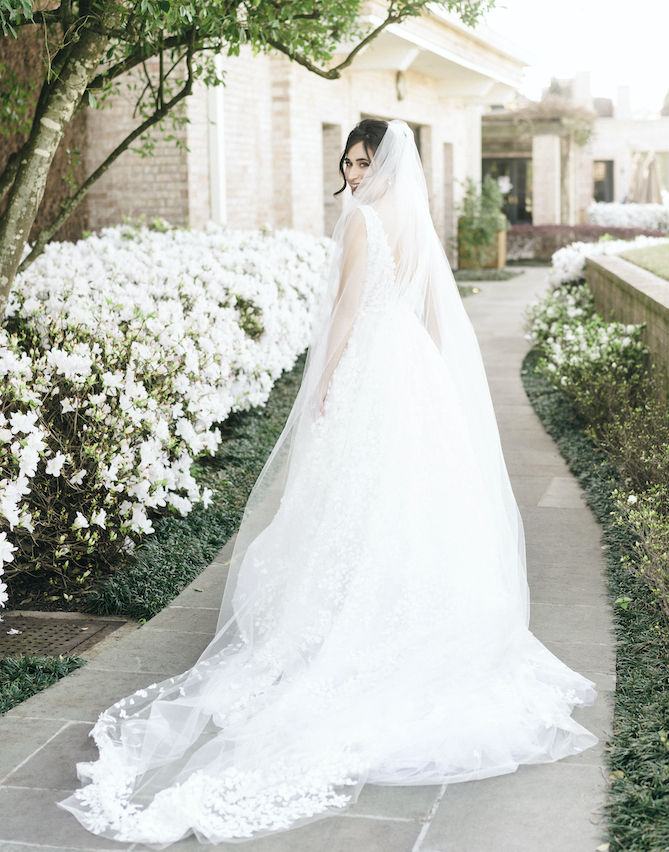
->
<box><xmin>343</xmin><ymin>141</ymin><xmax>371</xmax><ymax>194</ymax></box>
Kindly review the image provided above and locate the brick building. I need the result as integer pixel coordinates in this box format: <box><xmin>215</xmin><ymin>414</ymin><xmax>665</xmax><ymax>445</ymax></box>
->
<box><xmin>85</xmin><ymin>6</ymin><xmax>529</xmax><ymax>252</ymax></box>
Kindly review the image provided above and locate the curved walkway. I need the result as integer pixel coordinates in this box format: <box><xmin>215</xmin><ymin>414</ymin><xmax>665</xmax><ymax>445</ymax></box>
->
<box><xmin>0</xmin><ymin>268</ymin><xmax>614</xmax><ymax>852</ymax></box>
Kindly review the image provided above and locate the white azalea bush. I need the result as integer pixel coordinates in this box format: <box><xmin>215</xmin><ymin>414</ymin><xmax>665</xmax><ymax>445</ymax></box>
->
<box><xmin>526</xmin><ymin>279</ymin><xmax>648</xmax><ymax>423</ymax></box>
<box><xmin>549</xmin><ymin>234</ymin><xmax>669</xmax><ymax>288</ymax></box>
<box><xmin>587</xmin><ymin>202</ymin><xmax>669</xmax><ymax>232</ymax></box>
<box><xmin>0</xmin><ymin>222</ymin><xmax>327</xmax><ymax>604</ymax></box>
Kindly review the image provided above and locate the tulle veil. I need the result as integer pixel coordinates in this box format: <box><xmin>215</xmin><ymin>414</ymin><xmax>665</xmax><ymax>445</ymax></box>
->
<box><xmin>213</xmin><ymin>118</ymin><xmax>529</xmax><ymax>653</ymax></box>
<box><xmin>57</xmin><ymin>119</ymin><xmax>579</xmax><ymax>848</ymax></box>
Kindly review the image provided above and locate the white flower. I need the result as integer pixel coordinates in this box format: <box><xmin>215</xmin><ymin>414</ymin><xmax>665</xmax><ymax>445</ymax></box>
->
<box><xmin>18</xmin><ymin>511</ymin><xmax>34</xmax><ymax>533</ymax></box>
<box><xmin>130</xmin><ymin>505</ymin><xmax>154</xmax><ymax>535</ymax></box>
<box><xmin>549</xmin><ymin>233</ymin><xmax>669</xmax><ymax>287</ymax></box>
<box><xmin>0</xmin><ymin>476</ymin><xmax>31</xmax><ymax>529</ymax></box>
<box><xmin>627</xmin><ymin>494</ymin><xmax>638</xmax><ymax>504</ymax></box>
<box><xmin>587</xmin><ymin>201</ymin><xmax>669</xmax><ymax>231</ymax></box>
<box><xmin>0</xmin><ymin>532</ymin><xmax>17</xmax><ymax>567</ymax></box>
<box><xmin>91</xmin><ymin>508</ymin><xmax>107</xmax><ymax>528</ymax></box>
<box><xmin>45</xmin><ymin>452</ymin><xmax>68</xmax><ymax>477</ymax></box>
<box><xmin>10</xmin><ymin>410</ymin><xmax>39</xmax><ymax>434</ymax></box>
<box><xmin>72</xmin><ymin>512</ymin><xmax>90</xmax><ymax>529</ymax></box>
<box><xmin>3</xmin><ymin>221</ymin><xmax>326</xmax><ymax>553</ymax></box>
<box><xmin>69</xmin><ymin>469</ymin><xmax>86</xmax><ymax>486</ymax></box>
<box><xmin>47</xmin><ymin>347</ymin><xmax>93</xmax><ymax>382</ymax></box>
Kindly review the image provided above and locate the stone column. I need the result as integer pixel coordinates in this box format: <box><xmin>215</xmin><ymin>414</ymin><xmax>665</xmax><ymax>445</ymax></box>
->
<box><xmin>207</xmin><ymin>55</ymin><xmax>226</xmax><ymax>226</ymax></box>
<box><xmin>271</xmin><ymin>56</ymin><xmax>294</xmax><ymax>229</ymax></box>
<box><xmin>186</xmin><ymin>81</ymin><xmax>211</xmax><ymax>228</ymax></box>
<box><xmin>532</xmin><ymin>134</ymin><xmax>561</xmax><ymax>225</ymax></box>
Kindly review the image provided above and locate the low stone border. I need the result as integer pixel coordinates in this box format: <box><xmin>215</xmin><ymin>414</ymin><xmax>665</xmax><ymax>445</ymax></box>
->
<box><xmin>586</xmin><ymin>254</ymin><xmax>669</xmax><ymax>386</ymax></box>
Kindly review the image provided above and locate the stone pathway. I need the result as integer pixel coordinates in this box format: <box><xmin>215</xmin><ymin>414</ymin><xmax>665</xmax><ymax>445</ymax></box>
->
<box><xmin>0</xmin><ymin>267</ymin><xmax>615</xmax><ymax>852</ymax></box>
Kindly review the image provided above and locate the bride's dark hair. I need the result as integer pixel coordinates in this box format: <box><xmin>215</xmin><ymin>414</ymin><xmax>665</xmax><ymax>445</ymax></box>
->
<box><xmin>334</xmin><ymin>118</ymin><xmax>388</xmax><ymax>196</ymax></box>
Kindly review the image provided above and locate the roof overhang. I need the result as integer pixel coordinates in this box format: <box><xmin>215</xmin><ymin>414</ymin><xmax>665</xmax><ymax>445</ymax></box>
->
<box><xmin>336</xmin><ymin>13</ymin><xmax>529</xmax><ymax>102</ymax></box>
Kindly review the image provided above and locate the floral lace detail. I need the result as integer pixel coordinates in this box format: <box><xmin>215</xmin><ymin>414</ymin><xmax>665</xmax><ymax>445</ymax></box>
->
<box><xmin>74</xmin><ymin>737</ymin><xmax>359</xmax><ymax>844</ymax></box>
<box><xmin>59</xmin><ymin>198</ymin><xmax>598</xmax><ymax>846</ymax></box>
<box><xmin>358</xmin><ymin>205</ymin><xmax>397</xmax><ymax>314</ymax></box>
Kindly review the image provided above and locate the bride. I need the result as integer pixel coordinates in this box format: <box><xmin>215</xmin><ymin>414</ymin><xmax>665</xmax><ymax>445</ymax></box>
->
<box><xmin>60</xmin><ymin>119</ymin><xmax>597</xmax><ymax>847</ymax></box>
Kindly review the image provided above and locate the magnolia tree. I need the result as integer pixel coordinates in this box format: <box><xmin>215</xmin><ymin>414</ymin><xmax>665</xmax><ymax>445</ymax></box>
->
<box><xmin>0</xmin><ymin>0</ymin><xmax>495</xmax><ymax>319</ymax></box>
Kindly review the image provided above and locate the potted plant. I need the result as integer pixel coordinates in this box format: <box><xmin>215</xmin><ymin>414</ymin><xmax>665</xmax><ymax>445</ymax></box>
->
<box><xmin>457</xmin><ymin>175</ymin><xmax>508</xmax><ymax>269</ymax></box>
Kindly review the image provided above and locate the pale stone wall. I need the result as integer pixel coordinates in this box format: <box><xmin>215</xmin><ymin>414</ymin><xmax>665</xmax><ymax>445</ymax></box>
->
<box><xmin>186</xmin><ymin>82</ymin><xmax>211</xmax><ymax>229</ymax></box>
<box><xmin>590</xmin><ymin>118</ymin><xmax>669</xmax><ymax>202</ymax></box>
<box><xmin>532</xmin><ymin>135</ymin><xmax>561</xmax><ymax>225</ymax></box>
<box><xmin>86</xmin><ymin>60</ymin><xmax>190</xmax><ymax>230</ymax></box>
<box><xmin>220</xmin><ymin>51</ymin><xmax>274</xmax><ymax>229</ymax></box>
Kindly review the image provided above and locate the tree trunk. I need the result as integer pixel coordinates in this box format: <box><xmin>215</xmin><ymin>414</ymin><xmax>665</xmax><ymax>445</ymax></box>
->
<box><xmin>0</xmin><ymin>28</ymin><xmax>108</xmax><ymax>319</ymax></box>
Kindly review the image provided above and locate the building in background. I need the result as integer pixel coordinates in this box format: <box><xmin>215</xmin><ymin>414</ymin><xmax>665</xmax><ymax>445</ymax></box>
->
<box><xmin>482</xmin><ymin>72</ymin><xmax>669</xmax><ymax>226</ymax></box>
<box><xmin>85</xmin><ymin>5</ymin><xmax>529</xmax><ymax>253</ymax></box>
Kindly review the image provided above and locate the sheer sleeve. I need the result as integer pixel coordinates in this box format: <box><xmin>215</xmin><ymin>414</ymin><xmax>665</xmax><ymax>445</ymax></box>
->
<box><xmin>318</xmin><ymin>208</ymin><xmax>368</xmax><ymax>411</ymax></box>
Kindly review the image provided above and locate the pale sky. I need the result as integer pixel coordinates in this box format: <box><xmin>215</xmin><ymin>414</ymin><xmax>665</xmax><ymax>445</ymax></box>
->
<box><xmin>483</xmin><ymin>0</ymin><xmax>669</xmax><ymax>117</ymax></box>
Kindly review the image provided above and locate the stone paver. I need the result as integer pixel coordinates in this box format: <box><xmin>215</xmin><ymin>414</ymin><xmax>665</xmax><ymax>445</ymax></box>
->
<box><xmin>0</xmin><ymin>268</ymin><xmax>614</xmax><ymax>851</ymax></box>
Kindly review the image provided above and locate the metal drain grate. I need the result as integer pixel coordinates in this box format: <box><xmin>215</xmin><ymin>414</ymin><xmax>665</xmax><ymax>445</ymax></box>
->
<box><xmin>0</xmin><ymin>614</ymin><xmax>125</xmax><ymax>657</ymax></box>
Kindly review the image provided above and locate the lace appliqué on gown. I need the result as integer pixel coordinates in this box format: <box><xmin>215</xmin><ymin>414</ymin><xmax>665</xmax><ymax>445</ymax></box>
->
<box><xmin>59</xmin><ymin>204</ymin><xmax>597</xmax><ymax>848</ymax></box>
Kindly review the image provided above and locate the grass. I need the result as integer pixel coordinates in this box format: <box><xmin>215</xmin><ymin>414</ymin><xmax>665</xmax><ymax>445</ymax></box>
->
<box><xmin>0</xmin><ymin>654</ymin><xmax>85</xmax><ymax>715</ymax></box>
<box><xmin>619</xmin><ymin>243</ymin><xmax>669</xmax><ymax>283</ymax></box>
<box><xmin>86</xmin><ymin>352</ymin><xmax>307</xmax><ymax>622</ymax></box>
<box><xmin>522</xmin><ymin>348</ymin><xmax>669</xmax><ymax>852</ymax></box>
<box><xmin>454</xmin><ymin>267</ymin><xmax>524</xmax><ymax>282</ymax></box>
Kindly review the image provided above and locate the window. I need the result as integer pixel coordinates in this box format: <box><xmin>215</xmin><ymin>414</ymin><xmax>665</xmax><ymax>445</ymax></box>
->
<box><xmin>481</xmin><ymin>158</ymin><xmax>533</xmax><ymax>224</ymax></box>
<box><xmin>593</xmin><ymin>160</ymin><xmax>614</xmax><ymax>203</ymax></box>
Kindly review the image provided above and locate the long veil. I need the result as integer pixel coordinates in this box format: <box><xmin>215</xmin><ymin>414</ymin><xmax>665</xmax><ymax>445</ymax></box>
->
<box><xmin>213</xmin><ymin>118</ymin><xmax>528</xmax><ymax>649</ymax></box>
<box><xmin>58</xmin><ymin>121</ymin><xmax>594</xmax><ymax>849</ymax></box>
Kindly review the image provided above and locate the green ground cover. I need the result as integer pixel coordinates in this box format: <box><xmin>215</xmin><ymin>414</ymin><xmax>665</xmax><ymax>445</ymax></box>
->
<box><xmin>0</xmin><ymin>654</ymin><xmax>85</xmax><ymax>715</ymax></box>
<box><xmin>454</xmin><ymin>268</ymin><xmax>523</xmax><ymax>282</ymax></box>
<box><xmin>619</xmin><ymin>243</ymin><xmax>669</xmax><ymax>282</ymax></box>
<box><xmin>522</xmin><ymin>348</ymin><xmax>669</xmax><ymax>852</ymax></box>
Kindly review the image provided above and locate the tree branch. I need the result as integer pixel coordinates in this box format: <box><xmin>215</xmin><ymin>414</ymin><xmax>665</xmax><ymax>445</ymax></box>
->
<box><xmin>85</xmin><ymin>34</ymin><xmax>190</xmax><ymax>92</ymax></box>
<box><xmin>18</xmin><ymin>30</ymin><xmax>197</xmax><ymax>273</ymax></box>
<box><xmin>0</xmin><ymin>149</ymin><xmax>23</xmax><ymax>206</ymax></box>
<box><xmin>266</xmin><ymin>10</ymin><xmax>404</xmax><ymax>80</ymax></box>
<box><xmin>2</xmin><ymin>9</ymin><xmax>61</xmax><ymax>29</ymax></box>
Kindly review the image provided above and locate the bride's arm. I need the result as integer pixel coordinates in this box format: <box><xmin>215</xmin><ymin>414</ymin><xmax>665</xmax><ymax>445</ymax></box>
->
<box><xmin>318</xmin><ymin>210</ymin><xmax>368</xmax><ymax>413</ymax></box>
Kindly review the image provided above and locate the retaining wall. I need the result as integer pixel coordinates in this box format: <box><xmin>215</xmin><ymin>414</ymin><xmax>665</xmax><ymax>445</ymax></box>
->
<box><xmin>586</xmin><ymin>254</ymin><xmax>669</xmax><ymax>384</ymax></box>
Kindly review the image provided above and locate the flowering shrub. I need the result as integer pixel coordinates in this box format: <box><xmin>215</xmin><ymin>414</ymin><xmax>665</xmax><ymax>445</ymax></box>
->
<box><xmin>587</xmin><ymin>202</ymin><xmax>669</xmax><ymax>232</ymax></box>
<box><xmin>525</xmin><ymin>282</ymin><xmax>648</xmax><ymax>425</ymax></box>
<box><xmin>527</xmin><ymin>282</ymin><xmax>647</xmax><ymax>376</ymax></box>
<box><xmin>549</xmin><ymin>234</ymin><xmax>669</xmax><ymax>287</ymax></box>
<box><xmin>506</xmin><ymin>224</ymin><xmax>667</xmax><ymax>262</ymax></box>
<box><xmin>0</xmin><ymin>222</ymin><xmax>327</xmax><ymax>606</ymax></box>
<box><xmin>614</xmin><ymin>486</ymin><xmax>669</xmax><ymax>619</ymax></box>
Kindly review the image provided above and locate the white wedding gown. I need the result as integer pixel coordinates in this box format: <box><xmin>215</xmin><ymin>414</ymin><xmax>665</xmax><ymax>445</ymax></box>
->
<box><xmin>60</xmin><ymin>201</ymin><xmax>597</xmax><ymax>847</ymax></box>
